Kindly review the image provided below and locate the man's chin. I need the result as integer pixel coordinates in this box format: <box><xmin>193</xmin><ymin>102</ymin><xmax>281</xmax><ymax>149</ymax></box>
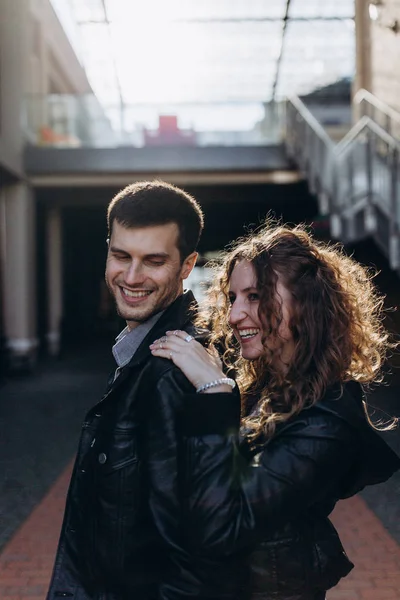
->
<box><xmin>114</xmin><ymin>290</ymin><xmax>180</xmax><ymax>326</ymax></box>
<box><xmin>116</xmin><ymin>307</ymin><xmax>150</xmax><ymax>324</ymax></box>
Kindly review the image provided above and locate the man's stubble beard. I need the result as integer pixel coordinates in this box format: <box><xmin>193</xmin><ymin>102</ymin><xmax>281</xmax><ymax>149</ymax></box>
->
<box><xmin>107</xmin><ymin>275</ymin><xmax>183</xmax><ymax>326</ymax></box>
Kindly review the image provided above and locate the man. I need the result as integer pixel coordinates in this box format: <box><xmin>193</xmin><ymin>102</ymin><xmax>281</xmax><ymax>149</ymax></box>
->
<box><xmin>46</xmin><ymin>180</ymin><xmax>224</xmax><ymax>600</ymax></box>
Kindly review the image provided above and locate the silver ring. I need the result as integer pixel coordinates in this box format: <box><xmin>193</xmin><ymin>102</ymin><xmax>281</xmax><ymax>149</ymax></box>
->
<box><xmin>160</xmin><ymin>342</ymin><xmax>163</xmax><ymax>349</ymax></box>
<box><xmin>169</xmin><ymin>351</ymin><xmax>173</xmax><ymax>359</ymax></box>
<box><xmin>184</xmin><ymin>334</ymin><xmax>194</xmax><ymax>343</ymax></box>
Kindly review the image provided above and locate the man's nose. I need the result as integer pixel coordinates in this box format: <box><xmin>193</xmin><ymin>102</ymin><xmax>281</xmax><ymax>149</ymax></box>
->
<box><xmin>124</xmin><ymin>262</ymin><xmax>145</xmax><ymax>286</ymax></box>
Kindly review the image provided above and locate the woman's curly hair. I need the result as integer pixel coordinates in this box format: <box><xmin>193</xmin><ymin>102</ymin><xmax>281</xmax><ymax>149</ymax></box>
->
<box><xmin>198</xmin><ymin>223</ymin><xmax>395</xmax><ymax>442</ymax></box>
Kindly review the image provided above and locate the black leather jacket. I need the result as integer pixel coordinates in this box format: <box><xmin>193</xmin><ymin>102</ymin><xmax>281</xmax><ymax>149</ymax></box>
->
<box><xmin>181</xmin><ymin>382</ymin><xmax>400</xmax><ymax>599</ymax></box>
<box><xmin>46</xmin><ymin>291</ymin><xmax>242</xmax><ymax>600</ymax></box>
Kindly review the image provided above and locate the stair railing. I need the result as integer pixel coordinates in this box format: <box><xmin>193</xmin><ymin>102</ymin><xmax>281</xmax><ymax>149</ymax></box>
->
<box><xmin>285</xmin><ymin>96</ymin><xmax>335</xmax><ymax>216</ymax></box>
<box><xmin>354</xmin><ymin>88</ymin><xmax>400</xmax><ymax>140</ymax></box>
<box><xmin>284</xmin><ymin>96</ymin><xmax>400</xmax><ymax>271</ymax></box>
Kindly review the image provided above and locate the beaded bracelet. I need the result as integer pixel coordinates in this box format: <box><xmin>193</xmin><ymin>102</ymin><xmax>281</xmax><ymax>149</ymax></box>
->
<box><xmin>196</xmin><ymin>377</ymin><xmax>236</xmax><ymax>394</ymax></box>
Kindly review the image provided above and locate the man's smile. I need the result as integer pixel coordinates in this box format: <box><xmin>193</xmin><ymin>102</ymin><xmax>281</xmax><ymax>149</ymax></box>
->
<box><xmin>120</xmin><ymin>287</ymin><xmax>154</xmax><ymax>303</ymax></box>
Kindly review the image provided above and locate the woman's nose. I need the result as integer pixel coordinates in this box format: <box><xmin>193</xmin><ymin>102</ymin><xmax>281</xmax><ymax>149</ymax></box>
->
<box><xmin>229</xmin><ymin>301</ymin><xmax>246</xmax><ymax>325</ymax></box>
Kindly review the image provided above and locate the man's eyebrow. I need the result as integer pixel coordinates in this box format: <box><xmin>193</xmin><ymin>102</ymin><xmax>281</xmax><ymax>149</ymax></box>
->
<box><xmin>109</xmin><ymin>247</ymin><xmax>170</xmax><ymax>260</ymax></box>
<box><xmin>144</xmin><ymin>253</ymin><xmax>170</xmax><ymax>260</ymax></box>
<box><xmin>109</xmin><ymin>245</ymin><xmax>129</xmax><ymax>254</ymax></box>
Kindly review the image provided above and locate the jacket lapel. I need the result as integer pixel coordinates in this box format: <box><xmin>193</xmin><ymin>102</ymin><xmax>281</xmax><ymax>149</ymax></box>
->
<box><xmin>129</xmin><ymin>290</ymin><xmax>197</xmax><ymax>367</ymax></box>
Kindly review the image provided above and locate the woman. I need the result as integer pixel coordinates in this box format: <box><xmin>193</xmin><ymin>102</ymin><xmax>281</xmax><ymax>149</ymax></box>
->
<box><xmin>150</xmin><ymin>224</ymin><xmax>400</xmax><ymax>600</ymax></box>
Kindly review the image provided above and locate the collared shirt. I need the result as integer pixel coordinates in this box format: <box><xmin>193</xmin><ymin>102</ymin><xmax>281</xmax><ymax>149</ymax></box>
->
<box><xmin>112</xmin><ymin>310</ymin><xmax>165</xmax><ymax>370</ymax></box>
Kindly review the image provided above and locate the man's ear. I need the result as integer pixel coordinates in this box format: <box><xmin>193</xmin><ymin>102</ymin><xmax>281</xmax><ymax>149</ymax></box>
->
<box><xmin>181</xmin><ymin>252</ymin><xmax>198</xmax><ymax>280</ymax></box>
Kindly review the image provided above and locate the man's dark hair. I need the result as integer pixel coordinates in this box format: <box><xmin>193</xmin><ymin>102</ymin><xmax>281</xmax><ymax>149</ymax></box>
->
<box><xmin>107</xmin><ymin>180</ymin><xmax>204</xmax><ymax>261</ymax></box>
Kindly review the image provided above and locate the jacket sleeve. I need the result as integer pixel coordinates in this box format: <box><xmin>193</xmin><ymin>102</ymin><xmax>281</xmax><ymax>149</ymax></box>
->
<box><xmin>145</xmin><ymin>366</ymin><xmax>193</xmax><ymax>600</ymax></box>
<box><xmin>144</xmin><ymin>365</ymin><xmax>241</xmax><ymax>599</ymax></box>
<box><xmin>182</xmin><ymin>392</ymin><xmax>357</xmax><ymax>557</ymax></box>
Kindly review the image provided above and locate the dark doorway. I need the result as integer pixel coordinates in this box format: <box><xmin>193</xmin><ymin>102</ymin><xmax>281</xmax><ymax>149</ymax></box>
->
<box><xmin>62</xmin><ymin>207</ymin><xmax>112</xmax><ymax>346</ymax></box>
<box><xmin>40</xmin><ymin>180</ymin><xmax>318</xmax><ymax>348</ymax></box>
<box><xmin>187</xmin><ymin>181</ymin><xmax>318</xmax><ymax>252</ymax></box>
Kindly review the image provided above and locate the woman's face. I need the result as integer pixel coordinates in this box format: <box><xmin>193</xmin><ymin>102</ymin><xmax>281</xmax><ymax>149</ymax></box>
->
<box><xmin>228</xmin><ymin>259</ymin><xmax>294</xmax><ymax>365</ymax></box>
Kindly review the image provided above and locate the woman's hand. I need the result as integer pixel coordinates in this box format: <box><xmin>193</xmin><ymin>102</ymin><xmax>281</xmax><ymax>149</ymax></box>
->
<box><xmin>150</xmin><ymin>330</ymin><xmax>233</xmax><ymax>393</ymax></box>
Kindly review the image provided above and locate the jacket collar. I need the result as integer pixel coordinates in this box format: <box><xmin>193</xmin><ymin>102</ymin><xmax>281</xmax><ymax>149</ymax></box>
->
<box><xmin>128</xmin><ymin>289</ymin><xmax>197</xmax><ymax>367</ymax></box>
<box><xmin>104</xmin><ymin>290</ymin><xmax>197</xmax><ymax>396</ymax></box>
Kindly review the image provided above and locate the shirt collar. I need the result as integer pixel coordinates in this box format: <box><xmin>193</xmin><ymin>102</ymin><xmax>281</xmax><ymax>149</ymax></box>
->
<box><xmin>112</xmin><ymin>310</ymin><xmax>165</xmax><ymax>368</ymax></box>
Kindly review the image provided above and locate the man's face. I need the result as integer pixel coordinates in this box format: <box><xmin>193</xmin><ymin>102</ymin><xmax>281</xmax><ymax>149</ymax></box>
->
<box><xmin>105</xmin><ymin>221</ymin><xmax>197</xmax><ymax>329</ymax></box>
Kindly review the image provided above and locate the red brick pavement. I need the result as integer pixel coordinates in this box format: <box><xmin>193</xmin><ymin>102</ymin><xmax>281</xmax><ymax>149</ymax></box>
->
<box><xmin>0</xmin><ymin>464</ymin><xmax>73</xmax><ymax>600</ymax></box>
<box><xmin>1</xmin><ymin>464</ymin><xmax>399</xmax><ymax>600</ymax></box>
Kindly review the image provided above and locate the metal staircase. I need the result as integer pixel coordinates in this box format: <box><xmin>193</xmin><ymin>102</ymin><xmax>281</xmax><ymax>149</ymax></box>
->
<box><xmin>284</xmin><ymin>89</ymin><xmax>400</xmax><ymax>273</ymax></box>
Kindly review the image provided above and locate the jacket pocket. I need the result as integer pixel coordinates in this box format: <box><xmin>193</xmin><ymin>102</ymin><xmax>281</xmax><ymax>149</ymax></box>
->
<box><xmin>95</xmin><ymin>431</ymin><xmax>140</xmax><ymax>518</ymax></box>
<box><xmin>311</xmin><ymin>519</ymin><xmax>354</xmax><ymax>590</ymax></box>
<box><xmin>249</xmin><ymin>535</ymin><xmax>308</xmax><ymax>596</ymax></box>
<box><xmin>92</xmin><ymin>432</ymin><xmax>141</xmax><ymax>577</ymax></box>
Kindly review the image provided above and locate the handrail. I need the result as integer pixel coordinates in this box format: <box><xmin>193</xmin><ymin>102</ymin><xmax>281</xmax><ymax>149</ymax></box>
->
<box><xmin>284</xmin><ymin>94</ymin><xmax>400</xmax><ymax>272</ymax></box>
<box><xmin>287</xmin><ymin>96</ymin><xmax>334</xmax><ymax>148</ymax></box>
<box><xmin>289</xmin><ymin>95</ymin><xmax>400</xmax><ymax>154</ymax></box>
<box><xmin>335</xmin><ymin>115</ymin><xmax>400</xmax><ymax>155</ymax></box>
<box><xmin>353</xmin><ymin>88</ymin><xmax>400</xmax><ymax>125</ymax></box>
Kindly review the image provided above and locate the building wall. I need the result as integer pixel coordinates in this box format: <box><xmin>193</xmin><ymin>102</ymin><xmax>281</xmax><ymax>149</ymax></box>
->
<box><xmin>0</xmin><ymin>0</ymin><xmax>30</xmax><ymax>175</ymax></box>
<box><xmin>0</xmin><ymin>0</ymin><xmax>91</xmax><ymax>176</ymax></box>
<box><xmin>354</xmin><ymin>0</ymin><xmax>400</xmax><ymax>116</ymax></box>
<box><xmin>369</xmin><ymin>0</ymin><xmax>400</xmax><ymax>112</ymax></box>
<box><xmin>371</xmin><ymin>0</ymin><xmax>400</xmax><ymax>112</ymax></box>
<box><xmin>0</xmin><ymin>0</ymin><xmax>91</xmax><ymax>368</ymax></box>
<box><xmin>29</xmin><ymin>0</ymin><xmax>92</xmax><ymax>95</ymax></box>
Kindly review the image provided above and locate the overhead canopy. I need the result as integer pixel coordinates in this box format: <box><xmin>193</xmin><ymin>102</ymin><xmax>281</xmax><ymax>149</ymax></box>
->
<box><xmin>51</xmin><ymin>0</ymin><xmax>355</xmax><ymax>131</ymax></box>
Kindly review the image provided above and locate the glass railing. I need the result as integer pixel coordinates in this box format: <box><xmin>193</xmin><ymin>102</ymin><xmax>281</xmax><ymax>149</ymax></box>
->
<box><xmin>24</xmin><ymin>94</ymin><xmax>285</xmax><ymax>149</ymax></box>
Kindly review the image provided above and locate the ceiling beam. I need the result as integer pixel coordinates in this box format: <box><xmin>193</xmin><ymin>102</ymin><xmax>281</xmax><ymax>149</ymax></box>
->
<box><xmin>100</xmin><ymin>0</ymin><xmax>125</xmax><ymax>132</ymax></box>
<box><xmin>272</xmin><ymin>0</ymin><xmax>292</xmax><ymax>101</ymax></box>
<box><xmin>76</xmin><ymin>16</ymin><xmax>353</xmax><ymax>25</ymax></box>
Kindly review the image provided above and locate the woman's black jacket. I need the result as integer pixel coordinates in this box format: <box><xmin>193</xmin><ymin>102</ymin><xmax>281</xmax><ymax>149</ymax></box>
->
<box><xmin>181</xmin><ymin>382</ymin><xmax>400</xmax><ymax>598</ymax></box>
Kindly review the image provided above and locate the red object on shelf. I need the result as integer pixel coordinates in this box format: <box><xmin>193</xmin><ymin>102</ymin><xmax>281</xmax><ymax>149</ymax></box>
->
<box><xmin>144</xmin><ymin>115</ymin><xmax>196</xmax><ymax>146</ymax></box>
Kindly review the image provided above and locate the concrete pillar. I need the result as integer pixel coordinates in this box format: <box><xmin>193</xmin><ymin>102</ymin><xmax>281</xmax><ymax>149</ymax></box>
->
<box><xmin>46</xmin><ymin>207</ymin><xmax>63</xmax><ymax>356</ymax></box>
<box><xmin>0</xmin><ymin>187</ymin><xmax>7</xmax><ymax>374</ymax></box>
<box><xmin>353</xmin><ymin>0</ymin><xmax>372</xmax><ymax>121</ymax></box>
<box><xmin>2</xmin><ymin>183</ymin><xmax>38</xmax><ymax>369</ymax></box>
<box><xmin>28</xmin><ymin>16</ymin><xmax>50</xmax><ymax>140</ymax></box>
